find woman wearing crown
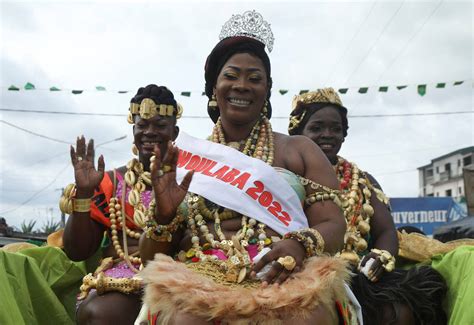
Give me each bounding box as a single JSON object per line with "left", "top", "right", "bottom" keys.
{"left": 139, "top": 11, "right": 355, "bottom": 324}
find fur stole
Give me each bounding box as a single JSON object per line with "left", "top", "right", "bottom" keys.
{"left": 141, "top": 253, "right": 350, "bottom": 324}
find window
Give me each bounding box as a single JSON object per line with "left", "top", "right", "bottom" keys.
{"left": 464, "top": 155, "right": 472, "bottom": 166}
{"left": 436, "top": 192, "right": 439, "bottom": 197}
{"left": 446, "top": 189, "right": 452, "bottom": 197}
{"left": 458, "top": 159, "right": 461, "bottom": 167}
{"left": 436, "top": 166, "right": 439, "bottom": 173}
{"left": 459, "top": 187, "right": 463, "bottom": 195}
{"left": 423, "top": 188, "right": 426, "bottom": 196}
{"left": 426, "top": 169, "right": 433, "bottom": 177}
{"left": 445, "top": 163, "right": 451, "bottom": 171}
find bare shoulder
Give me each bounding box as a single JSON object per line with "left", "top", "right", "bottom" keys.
{"left": 364, "top": 171, "right": 384, "bottom": 191}
{"left": 273, "top": 132, "right": 337, "bottom": 188}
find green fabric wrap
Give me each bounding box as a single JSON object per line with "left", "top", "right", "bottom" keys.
{"left": 431, "top": 245, "right": 474, "bottom": 325}
{"left": 0, "top": 246, "right": 100, "bottom": 325}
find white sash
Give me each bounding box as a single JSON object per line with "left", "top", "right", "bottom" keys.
{"left": 174, "top": 131, "right": 308, "bottom": 235}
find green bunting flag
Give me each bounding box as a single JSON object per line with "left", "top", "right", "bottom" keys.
{"left": 5, "top": 79, "right": 469, "bottom": 95}
{"left": 24, "top": 82, "right": 35, "bottom": 90}
{"left": 417, "top": 84, "right": 427, "bottom": 96}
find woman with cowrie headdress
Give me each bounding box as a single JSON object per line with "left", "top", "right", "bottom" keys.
{"left": 60, "top": 84, "right": 185, "bottom": 324}
{"left": 139, "top": 11, "right": 355, "bottom": 324}
{"left": 289, "top": 87, "right": 447, "bottom": 325}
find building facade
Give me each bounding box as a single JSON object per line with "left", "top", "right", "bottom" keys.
{"left": 418, "top": 146, "right": 474, "bottom": 201}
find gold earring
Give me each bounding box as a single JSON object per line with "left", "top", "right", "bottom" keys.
{"left": 208, "top": 94, "right": 217, "bottom": 109}
{"left": 262, "top": 100, "right": 269, "bottom": 114}
{"left": 132, "top": 144, "right": 139, "bottom": 156}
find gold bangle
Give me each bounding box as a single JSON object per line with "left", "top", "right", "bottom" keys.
{"left": 73, "top": 198, "right": 92, "bottom": 213}
{"left": 371, "top": 248, "right": 396, "bottom": 272}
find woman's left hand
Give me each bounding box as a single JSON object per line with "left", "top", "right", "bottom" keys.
{"left": 359, "top": 252, "right": 384, "bottom": 282}
{"left": 250, "top": 238, "right": 306, "bottom": 286}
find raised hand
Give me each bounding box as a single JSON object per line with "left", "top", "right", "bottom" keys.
{"left": 151, "top": 141, "right": 194, "bottom": 221}
{"left": 70, "top": 136, "right": 105, "bottom": 198}
{"left": 250, "top": 238, "right": 306, "bottom": 286}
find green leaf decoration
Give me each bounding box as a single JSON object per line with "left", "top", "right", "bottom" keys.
{"left": 49, "top": 87, "right": 61, "bottom": 91}
{"left": 378, "top": 86, "right": 388, "bottom": 92}
{"left": 181, "top": 91, "right": 191, "bottom": 97}
{"left": 96, "top": 86, "right": 106, "bottom": 91}
{"left": 417, "top": 84, "right": 427, "bottom": 96}
{"left": 338, "top": 88, "right": 348, "bottom": 94}
{"left": 8, "top": 85, "right": 20, "bottom": 91}
{"left": 436, "top": 83, "right": 446, "bottom": 88}
{"left": 279, "top": 89, "right": 288, "bottom": 95}
{"left": 453, "top": 81, "right": 464, "bottom": 86}
{"left": 72, "top": 90, "right": 83, "bottom": 94}
{"left": 358, "top": 87, "right": 368, "bottom": 94}
{"left": 24, "top": 82, "right": 35, "bottom": 90}
{"left": 396, "top": 85, "right": 408, "bottom": 90}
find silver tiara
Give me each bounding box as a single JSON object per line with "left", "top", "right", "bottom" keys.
{"left": 219, "top": 10, "right": 274, "bottom": 52}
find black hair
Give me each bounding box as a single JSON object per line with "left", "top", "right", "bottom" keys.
{"left": 131, "top": 84, "right": 177, "bottom": 108}
{"left": 204, "top": 36, "right": 273, "bottom": 123}
{"left": 289, "top": 102, "right": 349, "bottom": 137}
{"left": 351, "top": 266, "right": 447, "bottom": 325}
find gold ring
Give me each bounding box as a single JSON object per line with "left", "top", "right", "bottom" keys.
{"left": 77, "top": 156, "right": 83, "bottom": 161}
{"left": 276, "top": 256, "right": 296, "bottom": 271}
{"left": 161, "top": 164, "right": 172, "bottom": 173}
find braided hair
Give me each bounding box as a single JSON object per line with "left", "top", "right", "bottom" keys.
{"left": 131, "top": 84, "right": 178, "bottom": 109}
{"left": 351, "top": 266, "right": 447, "bottom": 325}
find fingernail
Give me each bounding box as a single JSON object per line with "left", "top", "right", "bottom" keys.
{"left": 250, "top": 271, "right": 256, "bottom": 278}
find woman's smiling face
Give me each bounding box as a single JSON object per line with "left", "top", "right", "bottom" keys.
{"left": 214, "top": 52, "right": 269, "bottom": 126}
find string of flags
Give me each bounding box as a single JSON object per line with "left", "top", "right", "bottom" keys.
{"left": 4, "top": 80, "right": 469, "bottom": 97}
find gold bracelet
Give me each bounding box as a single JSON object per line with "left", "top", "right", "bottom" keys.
{"left": 144, "top": 200, "right": 184, "bottom": 242}
{"left": 371, "top": 248, "right": 396, "bottom": 272}
{"left": 73, "top": 198, "right": 92, "bottom": 213}
{"left": 283, "top": 228, "right": 324, "bottom": 258}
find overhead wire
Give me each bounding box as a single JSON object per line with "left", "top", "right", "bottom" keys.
{"left": 1, "top": 108, "right": 472, "bottom": 119}
{"left": 344, "top": 0, "right": 406, "bottom": 85}
{"left": 0, "top": 162, "right": 71, "bottom": 215}
{"left": 324, "top": 1, "right": 378, "bottom": 85}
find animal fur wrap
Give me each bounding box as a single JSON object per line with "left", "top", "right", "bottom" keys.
{"left": 141, "top": 253, "right": 350, "bottom": 324}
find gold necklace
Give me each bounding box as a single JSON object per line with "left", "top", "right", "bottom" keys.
{"left": 335, "top": 156, "right": 373, "bottom": 264}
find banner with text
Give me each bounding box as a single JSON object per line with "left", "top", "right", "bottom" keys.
{"left": 174, "top": 132, "right": 308, "bottom": 235}
{"left": 391, "top": 197, "right": 467, "bottom": 236}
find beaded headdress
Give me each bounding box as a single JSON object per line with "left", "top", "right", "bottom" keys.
{"left": 127, "top": 98, "right": 183, "bottom": 124}
{"left": 219, "top": 10, "right": 274, "bottom": 52}
{"left": 288, "top": 87, "right": 347, "bottom": 134}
